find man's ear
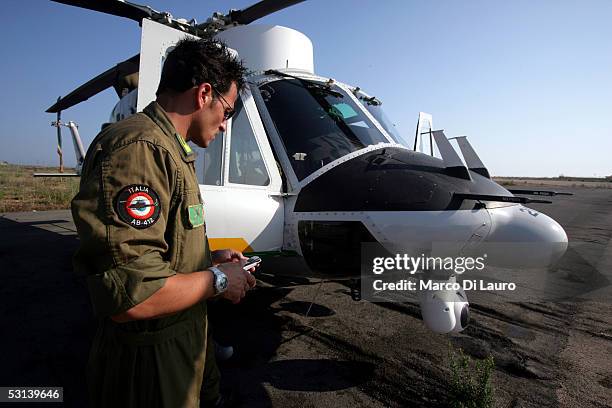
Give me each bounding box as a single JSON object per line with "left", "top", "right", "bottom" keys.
{"left": 196, "top": 83, "right": 213, "bottom": 109}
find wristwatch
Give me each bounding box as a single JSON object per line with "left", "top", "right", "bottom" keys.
{"left": 209, "top": 266, "right": 228, "bottom": 295}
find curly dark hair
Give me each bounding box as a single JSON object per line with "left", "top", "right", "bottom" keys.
{"left": 156, "top": 37, "right": 247, "bottom": 97}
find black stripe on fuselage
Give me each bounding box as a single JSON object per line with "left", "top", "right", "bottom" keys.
{"left": 294, "top": 147, "right": 512, "bottom": 212}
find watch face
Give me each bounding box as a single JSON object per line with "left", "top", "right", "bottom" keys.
{"left": 212, "top": 268, "right": 229, "bottom": 294}
{"left": 218, "top": 274, "right": 228, "bottom": 291}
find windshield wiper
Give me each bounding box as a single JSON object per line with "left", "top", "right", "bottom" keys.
{"left": 265, "top": 70, "right": 344, "bottom": 98}
{"left": 351, "top": 87, "right": 382, "bottom": 106}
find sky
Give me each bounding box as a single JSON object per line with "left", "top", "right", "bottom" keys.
{"left": 1, "top": 0, "right": 610, "bottom": 177}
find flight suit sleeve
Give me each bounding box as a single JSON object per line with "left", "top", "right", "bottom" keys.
{"left": 72, "top": 139, "right": 182, "bottom": 317}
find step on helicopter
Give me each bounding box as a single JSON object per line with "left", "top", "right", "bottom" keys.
{"left": 46, "top": 0, "right": 570, "bottom": 334}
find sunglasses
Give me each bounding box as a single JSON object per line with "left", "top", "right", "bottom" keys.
{"left": 211, "top": 85, "right": 235, "bottom": 121}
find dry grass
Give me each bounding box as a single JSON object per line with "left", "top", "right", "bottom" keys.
{"left": 494, "top": 177, "right": 612, "bottom": 189}
{"left": 0, "top": 164, "right": 80, "bottom": 213}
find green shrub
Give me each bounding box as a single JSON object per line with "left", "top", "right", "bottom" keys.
{"left": 448, "top": 346, "right": 495, "bottom": 408}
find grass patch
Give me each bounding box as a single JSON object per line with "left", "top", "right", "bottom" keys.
{"left": 0, "top": 164, "right": 80, "bottom": 212}
{"left": 448, "top": 346, "right": 495, "bottom": 408}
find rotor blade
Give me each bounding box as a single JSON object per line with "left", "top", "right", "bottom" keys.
{"left": 51, "top": 0, "right": 154, "bottom": 22}
{"left": 229, "top": 0, "right": 305, "bottom": 25}
{"left": 46, "top": 54, "right": 140, "bottom": 113}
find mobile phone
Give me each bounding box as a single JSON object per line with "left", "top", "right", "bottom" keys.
{"left": 243, "top": 256, "right": 262, "bottom": 271}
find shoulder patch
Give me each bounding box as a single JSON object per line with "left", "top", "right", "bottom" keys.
{"left": 115, "top": 185, "right": 161, "bottom": 229}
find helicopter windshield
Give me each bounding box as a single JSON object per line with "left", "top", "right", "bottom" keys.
{"left": 259, "top": 78, "right": 390, "bottom": 180}
{"left": 355, "top": 91, "right": 411, "bottom": 148}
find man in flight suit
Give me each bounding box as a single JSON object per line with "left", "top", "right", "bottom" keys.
{"left": 71, "top": 38, "right": 252, "bottom": 407}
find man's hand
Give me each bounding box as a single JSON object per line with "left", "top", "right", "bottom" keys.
{"left": 216, "top": 262, "right": 256, "bottom": 304}
{"left": 212, "top": 248, "right": 259, "bottom": 275}
{"left": 212, "top": 248, "right": 247, "bottom": 265}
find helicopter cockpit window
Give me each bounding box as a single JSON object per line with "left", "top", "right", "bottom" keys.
{"left": 229, "top": 98, "right": 270, "bottom": 186}
{"left": 355, "top": 91, "right": 411, "bottom": 148}
{"left": 194, "top": 131, "right": 224, "bottom": 186}
{"left": 259, "top": 79, "right": 389, "bottom": 180}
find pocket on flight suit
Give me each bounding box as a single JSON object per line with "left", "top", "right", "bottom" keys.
{"left": 180, "top": 189, "right": 208, "bottom": 271}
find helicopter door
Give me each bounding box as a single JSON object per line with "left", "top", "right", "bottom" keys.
{"left": 196, "top": 90, "right": 284, "bottom": 254}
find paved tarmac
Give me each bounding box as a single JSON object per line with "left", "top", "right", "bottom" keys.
{"left": 1, "top": 186, "right": 611, "bottom": 407}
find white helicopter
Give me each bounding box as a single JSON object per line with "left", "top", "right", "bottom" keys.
{"left": 46, "top": 0, "right": 570, "bottom": 334}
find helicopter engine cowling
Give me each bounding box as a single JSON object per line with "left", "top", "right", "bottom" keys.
{"left": 215, "top": 25, "right": 314, "bottom": 74}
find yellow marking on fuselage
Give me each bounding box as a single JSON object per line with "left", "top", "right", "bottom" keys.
{"left": 208, "top": 238, "right": 253, "bottom": 253}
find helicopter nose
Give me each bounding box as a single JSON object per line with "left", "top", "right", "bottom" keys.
{"left": 484, "top": 205, "right": 568, "bottom": 268}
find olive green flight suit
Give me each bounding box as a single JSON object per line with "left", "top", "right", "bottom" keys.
{"left": 72, "top": 102, "right": 220, "bottom": 408}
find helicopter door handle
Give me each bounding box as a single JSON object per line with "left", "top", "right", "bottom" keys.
{"left": 268, "top": 192, "right": 295, "bottom": 197}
